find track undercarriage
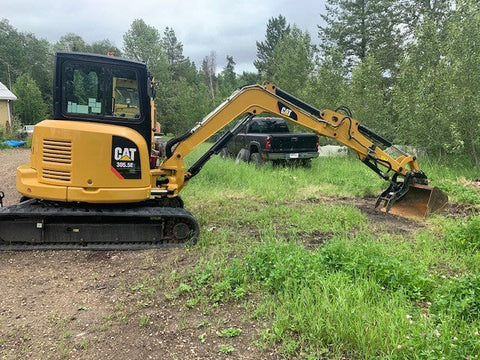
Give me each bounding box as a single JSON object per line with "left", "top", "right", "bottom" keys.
{"left": 0, "top": 198, "right": 199, "bottom": 250}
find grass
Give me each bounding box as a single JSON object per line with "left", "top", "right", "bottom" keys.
{"left": 3, "top": 141, "right": 477, "bottom": 358}
{"left": 168, "top": 144, "right": 480, "bottom": 358}
{"left": 184, "top": 154, "right": 385, "bottom": 205}
{"left": 218, "top": 343, "right": 235, "bottom": 354}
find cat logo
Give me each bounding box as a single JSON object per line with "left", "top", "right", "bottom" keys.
{"left": 111, "top": 136, "right": 141, "bottom": 179}
{"left": 280, "top": 106, "right": 292, "bottom": 117}
{"left": 277, "top": 101, "right": 298, "bottom": 120}
{"left": 114, "top": 147, "right": 137, "bottom": 162}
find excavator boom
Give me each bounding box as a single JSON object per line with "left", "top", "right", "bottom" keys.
{"left": 158, "top": 83, "right": 448, "bottom": 219}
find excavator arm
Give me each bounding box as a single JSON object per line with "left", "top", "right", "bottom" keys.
{"left": 157, "top": 83, "right": 447, "bottom": 218}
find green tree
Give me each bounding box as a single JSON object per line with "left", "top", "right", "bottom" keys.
{"left": 393, "top": 18, "right": 452, "bottom": 157}
{"left": 254, "top": 15, "right": 290, "bottom": 79}
{"left": 270, "top": 26, "right": 316, "bottom": 96}
{"left": 54, "top": 33, "right": 121, "bottom": 57}
{"left": 123, "top": 19, "right": 170, "bottom": 126}
{"left": 217, "top": 55, "right": 237, "bottom": 98}
{"left": 162, "top": 27, "right": 185, "bottom": 66}
{"left": 319, "top": 0, "right": 404, "bottom": 75}
{"left": 308, "top": 50, "right": 348, "bottom": 111}
{"left": 54, "top": 33, "right": 89, "bottom": 52}
{"left": 12, "top": 74, "right": 48, "bottom": 125}
{"left": 0, "top": 19, "right": 28, "bottom": 87}
{"left": 123, "top": 19, "right": 167, "bottom": 72}
{"left": 89, "top": 39, "right": 122, "bottom": 56}
{"left": 237, "top": 71, "right": 261, "bottom": 86}
{"left": 0, "top": 20, "right": 52, "bottom": 97}
{"left": 160, "top": 77, "right": 212, "bottom": 135}
{"left": 161, "top": 27, "right": 196, "bottom": 82}
{"left": 0, "top": 20, "right": 52, "bottom": 108}
{"left": 441, "top": 0, "right": 480, "bottom": 166}
{"left": 152, "top": 26, "right": 209, "bottom": 135}
{"left": 347, "top": 55, "right": 394, "bottom": 136}
{"left": 25, "top": 34, "right": 52, "bottom": 102}
{"left": 405, "top": 0, "right": 451, "bottom": 27}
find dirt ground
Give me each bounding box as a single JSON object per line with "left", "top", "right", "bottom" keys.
{"left": 0, "top": 149, "right": 278, "bottom": 360}
{"left": 0, "top": 149, "right": 476, "bottom": 360}
{"left": 0, "top": 148, "right": 28, "bottom": 207}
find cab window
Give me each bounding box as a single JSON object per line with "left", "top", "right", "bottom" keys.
{"left": 64, "top": 62, "right": 141, "bottom": 120}
{"left": 113, "top": 77, "right": 139, "bottom": 118}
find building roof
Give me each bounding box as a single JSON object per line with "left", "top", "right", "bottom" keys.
{"left": 0, "top": 82, "right": 17, "bottom": 101}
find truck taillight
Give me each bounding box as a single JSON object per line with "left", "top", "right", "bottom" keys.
{"left": 265, "top": 136, "right": 272, "bottom": 150}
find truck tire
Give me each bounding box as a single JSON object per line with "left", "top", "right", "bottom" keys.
{"left": 249, "top": 152, "right": 264, "bottom": 167}
{"left": 235, "top": 148, "right": 250, "bottom": 164}
{"left": 220, "top": 147, "right": 228, "bottom": 159}
{"left": 301, "top": 159, "right": 312, "bottom": 168}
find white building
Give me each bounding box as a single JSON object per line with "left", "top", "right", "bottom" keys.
{"left": 0, "top": 82, "right": 17, "bottom": 131}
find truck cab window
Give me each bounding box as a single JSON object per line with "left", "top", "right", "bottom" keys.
{"left": 248, "top": 121, "right": 261, "bottom": 133}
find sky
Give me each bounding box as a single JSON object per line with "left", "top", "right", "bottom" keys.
{"left": 2, "top": 0, "right": 326, "bottom": 73}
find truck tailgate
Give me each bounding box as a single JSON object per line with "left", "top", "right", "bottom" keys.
{"left": 270, "top": 133, "right": 317, "bottom": 152}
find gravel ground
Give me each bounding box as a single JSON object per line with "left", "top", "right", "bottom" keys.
{"left": 0, "top": 148, "right": 275, "bottom": 360}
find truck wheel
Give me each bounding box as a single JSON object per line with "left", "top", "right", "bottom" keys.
{"left": 301, "top": 159, "right": 312, "bottom": 168}
{"left": 249, "top": 152, "right": 264, "bottom": 167}
{"left": 220, "top": 147, "right": 228, "bottom": 159}
{"left": 235, "top": 148, "right": 250, "bottom": 164}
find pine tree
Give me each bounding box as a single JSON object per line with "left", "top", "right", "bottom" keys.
{"left": 319, "top": 0, "right": 404, "bottom": 75}
{"left": 270, "top": 26, "right": 316, "bottom": 95}
{"left": 218, "top": 55, "right": 237, "bottom": 97}
{"left": 254, "top": 15, "right": 290, "bottom": 79}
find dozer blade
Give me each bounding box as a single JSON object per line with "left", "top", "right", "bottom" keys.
{"left": 383, "top": 184, "right": 448, "bottom": 219}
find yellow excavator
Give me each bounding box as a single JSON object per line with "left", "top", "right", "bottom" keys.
{"left": 0, "top": 52, "right": 448, "bottom": 249}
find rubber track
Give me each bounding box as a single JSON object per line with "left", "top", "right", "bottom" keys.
{"left": 0, "top": 200, "right": 200, "bottom": 251}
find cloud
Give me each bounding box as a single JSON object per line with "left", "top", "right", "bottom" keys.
{"left": 3, "top": 0, "right": 326, "bottom": 73}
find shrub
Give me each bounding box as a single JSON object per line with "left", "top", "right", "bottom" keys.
{"left": 444, "top": 215, "right": 480, "bottom": 254}
{"left": 432, "top": 273, "right": 480, "bottom": 321}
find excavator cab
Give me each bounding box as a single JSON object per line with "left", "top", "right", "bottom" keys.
{"left": 55, "top": 52, "right": 152, "bottom": 146}
{"left": 13, "top": 52, "right": 160, "bottom": 203}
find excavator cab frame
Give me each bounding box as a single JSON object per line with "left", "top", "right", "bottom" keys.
{"left": 53, "top": 52, "right": 153, "bottom": 153}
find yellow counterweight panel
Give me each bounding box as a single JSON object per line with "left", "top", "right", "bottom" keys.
{"left": 67, "top": 186, "right": 151, "bottom": 203}
{"left": 17, "top": 164, "right": 67, "bottom": 201}
{"left": 17, "top": 120, "right": 152, "bottom": 203}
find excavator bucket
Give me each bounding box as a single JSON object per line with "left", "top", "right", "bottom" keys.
{"left": 383, "top": 184, "right": 448, "bottom": 219}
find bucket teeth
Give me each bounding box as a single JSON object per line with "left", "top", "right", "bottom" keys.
{"left": 377, "top": 184, "right": 448, "bottom": 219}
